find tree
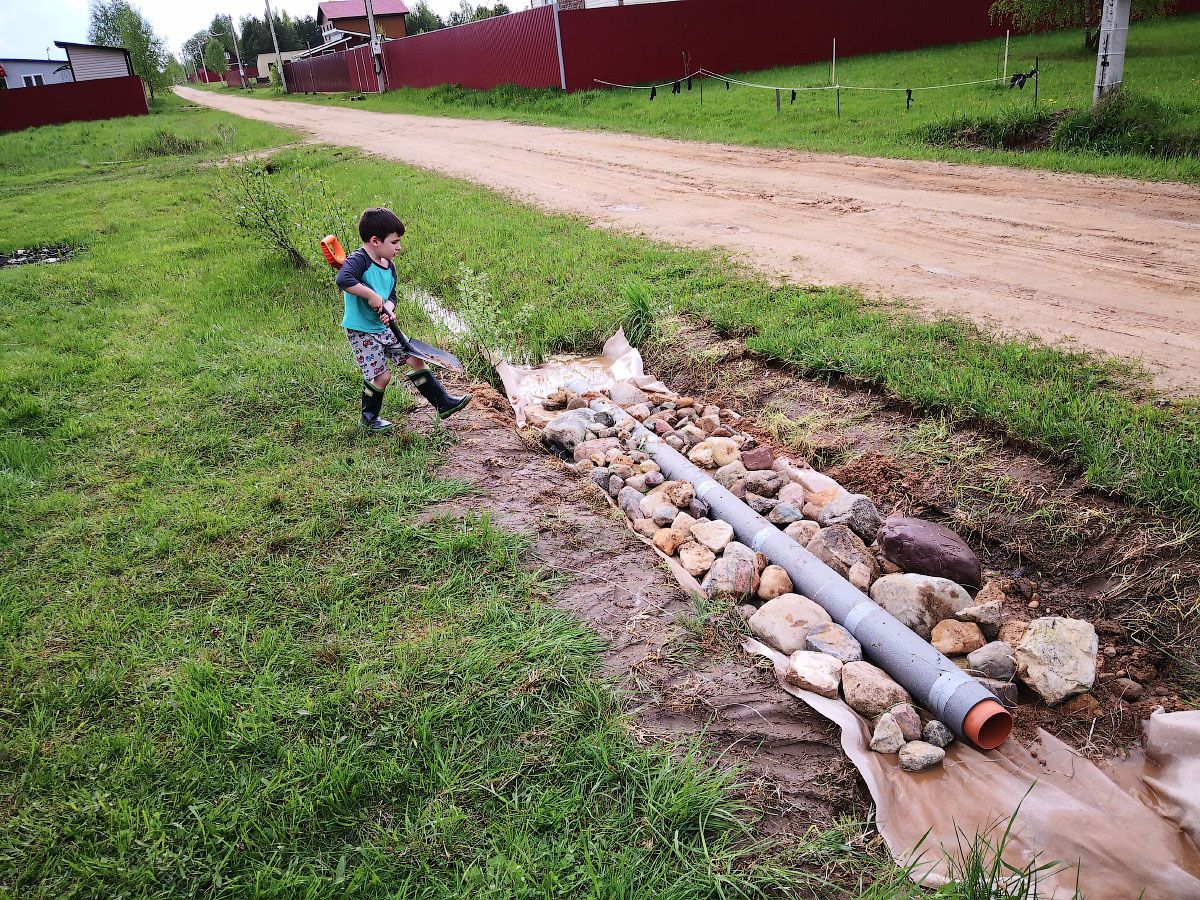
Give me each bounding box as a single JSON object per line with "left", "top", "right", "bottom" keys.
{"left": 406, "top": 0, "right": 446, "bottom": 34}
{"left": 88, "top": 0, "right": 169, "bottom": 97}
{"left": 446, "top": 1, "right": 512, "bottom": 27}
{"left": 163, "top": 54, "right": 186, "bottom": 85}
{"left": 207, "top": 14, "right": 237, "bottom": 54}
{"left": 990, "top": 0, "right": 1172, "bottom": 50}
{"left": 294, "top": 16, "right": 322, "bottom": 50}
{"left": 204, "top": 39, "right": 230, "bottom": 75}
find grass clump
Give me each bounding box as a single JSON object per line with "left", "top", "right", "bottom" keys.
{"left": 918, "top": 105, "right": 1061, "bottom": 150}
{"left": 131, "top": 128, "right": 215, "bottom": 157}
{"left": 1053, "top": 90, "right": 1200, "bottom": 157}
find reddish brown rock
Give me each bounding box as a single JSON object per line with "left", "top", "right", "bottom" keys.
{"left": 741, "top": 445, "right": 775, "bottom": 471}
{"left": 877, "top": 517, "right": 983, "bottom": 589}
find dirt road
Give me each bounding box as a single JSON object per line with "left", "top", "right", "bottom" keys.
{"left": 179, "top": 87, "right": 1200, "bottom": 393}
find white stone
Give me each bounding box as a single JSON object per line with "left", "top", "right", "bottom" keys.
{"left": 785, "top": 650, "right": 843, "bottom": 698}
{"left": 756, "top": 565, "right": 793, "bottom": 600}
{"left": 748, "top": 593, "right": 833, "bottom": 654}
{"left": 690, "top": 519, "right": 734, "bottom": 553}
{"left": 1015, "top": 617, "right": 1098, "bottom": 705}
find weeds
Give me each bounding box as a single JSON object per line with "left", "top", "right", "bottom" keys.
{"left": 1053, "top": 90, "right": 1200, "bottom": 158}
{"left": 131, "top": 129, "right": 214, "bottom": 157}
{"left": 918, "top": 106, "right": 1062, "bottom": 150}
{"left": 622, "top": 281, "right": 660, "bottom": 347}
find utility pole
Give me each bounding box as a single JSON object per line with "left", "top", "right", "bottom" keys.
{"left": 364, "top": 0, "right": 386, "bottom": 93}
{"left": 265, "top": 0, "right": 288, "bottom": 92}
{"left": 1093, "top": 0, "right": 1130, "bottom": 103}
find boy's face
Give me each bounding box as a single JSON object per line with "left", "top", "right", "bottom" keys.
{"left": 369, "top": 232, "right": 403, "bottom": 261}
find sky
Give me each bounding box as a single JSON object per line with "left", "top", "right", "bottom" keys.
{"left": 0, "top": 0, "right": 475, "bottom": 61}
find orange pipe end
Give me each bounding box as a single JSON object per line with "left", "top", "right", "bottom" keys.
{"left": 964, "top": 699, "right": 1012, "bottom": 750}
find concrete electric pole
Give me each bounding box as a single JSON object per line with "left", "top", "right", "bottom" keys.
{"left": 265, "top": 0, "right": 288, "bottom": 93}
{"left": 363, "top": 0, "right": 387, "bottom": 94}
{"left": 1093, "top": 0, "right": 1130, "bottom": 103}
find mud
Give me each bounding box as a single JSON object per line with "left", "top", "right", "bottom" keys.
{"left": 419, "top": 383, "right": 854, "bottom": 831}
{"left": 646, "top": 318, "right": 1198, "bottom": 755}
{"left": 179, "top": 85, "right": 1200, "bottom": 394}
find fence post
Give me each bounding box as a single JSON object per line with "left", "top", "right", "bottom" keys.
{"left": 1003, "top": 29, "right": 1010, "bottom": 84}
{"left": 552, "top": 2, "right": 568, "bottom": 91}
{"left": 831, "top": 37, "right": 837, "bottom": 86}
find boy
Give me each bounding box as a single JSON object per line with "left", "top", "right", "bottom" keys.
{"left": 336, "top": 208, "right": 471, "bottom": 431}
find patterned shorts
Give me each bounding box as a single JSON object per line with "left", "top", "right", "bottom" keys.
{"left": 346, "top": 328, "right": 410, "bottom": 381}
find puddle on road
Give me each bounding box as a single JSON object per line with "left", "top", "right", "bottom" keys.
{"left": 603, "top": 203, "right": 645, "bottom": 213}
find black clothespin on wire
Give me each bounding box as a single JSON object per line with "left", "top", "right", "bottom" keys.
{"left": 650, "top": 85, "right": 657, "bottom": 100}
{"left": 672, "top": 80, "right": 681, "bottom": 95}
{"left": 725, "top": 79, "right": 730, "bottom": 90}
{"left": 687, "top": 76, "right": 693, "bottom": 91}
{"left": 906, "top": 88, "right": 913, "bottom": 110}
{"left": 791, "top": 89, "right": 797, "bottom": 104}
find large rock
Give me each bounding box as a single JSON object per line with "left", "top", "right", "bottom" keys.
{"left": 805, "top": 622, "right": 863, "bottom": 663}
{"left": 778, "top": 482, "right": 807, "bottom": 507}
{"left": 785, "top": 650, "right": 843, "bottom": 698}
{"left": 746, "top": 493, "right": 778, "bottom": 516}
{"left": 869, "top": 713, "right": 906, "bottom": 753}
{"left": 967, "top": 641, "right": 1016, "bottom": 681}
{"left": 956, "top": 601, "right": 1003, "bottom": 641}
{"left": 931, "top": 619, "right": 986, "bottom": 656}
{"left": 888, "top": 703, "right": 923, "bottom": 742}
{"left": 877, "top": 517, "right": 982, "bottom": 588}
{"left": 661, "top": 480, "right": 695, "bottom": 509}
{"left": 802, "top": 487, "right": 845, "bottom": 521}
{"left": 609, "top": 381, "right": 649, "bottom": 406}
{"left": 807, "top": 525, "right": 878, "bottom": 580}
{"left": 687, "top": 442, "right": 715, "bottom": 468}
{"left": 691, "top": 519, "right": 734, "bottom": 553}
{"left": 793, "top": 469, "right": 847, "bottom": 498}
{"left": 652, "top": 527, "right": 690, "bottom": 556}
{"left": 708, "top": 437, "right": 741, "bottom": 467}
{"left": 768, "top": 502, "right": 804, "bottom": 526}
{"left": 542, "top": 409, "right": 595, "bottom": 452}
{"left": 748, "top": 594, "right": 833, "bottom": 654}
{"left": 722, "top": 542, "right": 766, "bottom": 572}
{"left": 741, "top": 446, "right": 775, "bottom": 471}
{"left": 842, "top": 661, "right": 911, "bottom": 717}
{"left": 817, "top": 493, "right": 883, "bottom": 543}
{"left": 744, "top": 470, "right": 784, "bottom": 498}
{"left": 1015, "top": 617, "right": 1098, "bottom": 705}
{"left": 783, "top": 520, "right": 820, "bottom": 546}
{"left": 869, "top": 573, "right": 974, "bottom": 641}
{"left": 922, "top": 720, "right": 954, "bottom": 748}
{"left": 618, "top": 486, "right": 645, "bottom": 521}
{"left": 714, "top": 461, "right": 747, "bottom": 488}
{"left": 899, "top": 741, "right": 945, "bottom": 772}
{"left": 678, "top": 542, "right": 716, "bottom": 577}
{"left": 702, "top": 557, "right": 759, "bottom": 601}
{"left": 998, "top": 621, "right": 1030, "bottom": 647}
{"left": 976, "top": 676, "right": 1019, "bottom": 707}
{"left": 757, "top": 565, "right": 793, "bottom": 600}
{"left": 573, "top": 437, "right": 621, "bottom": 464}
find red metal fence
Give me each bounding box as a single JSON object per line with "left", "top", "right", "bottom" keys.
{"left": 559, "top": 0, "right": 1000, "bottom": 91}
{"left": 282, "top": 0, "right": 1200, "bottom": 96}
{"left": 0, "top": 75, "right": 148, "bottom": 132}
{"left": 222, "top": 67, "right": 261, "bottom": 88}
{"left": 381, "top": 6, "right": 561, "bottom": 90}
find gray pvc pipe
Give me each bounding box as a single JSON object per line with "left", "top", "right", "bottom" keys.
{"left": 598, "top": 400, "right": 1001, "bottom": 743}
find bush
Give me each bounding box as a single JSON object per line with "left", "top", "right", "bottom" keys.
{"left": 1052, "top": 90, "right": 1200, "bottom": 158}
{"left": 918, "top": 105, "right": 1061, "bottom": 150}
{"left": 132, "top": 129, "right": 214, "bottom": 157}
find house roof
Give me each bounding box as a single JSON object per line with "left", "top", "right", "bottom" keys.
{"left": 318, "top": 1, "right": 409, "bottom": 21}
{"left": 54, "top": 40, "right": 128, "bottom": 53}
{"left": 1, "top": 57, "right": 69, "bottom": 64}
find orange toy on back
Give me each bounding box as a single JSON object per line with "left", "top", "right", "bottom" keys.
{"left": 320, "top": 235, "right": 346, "bottom": 270}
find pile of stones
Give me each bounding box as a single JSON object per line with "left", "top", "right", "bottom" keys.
{"left": 541, "top": 382, "right": 1101, "bottom": 771}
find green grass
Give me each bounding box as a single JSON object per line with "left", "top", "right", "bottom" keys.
{"left": 0, "top": 93, "right": 288, "bottom": 178}
{"left": 0, "top": 98, "right": 852, "bottom": 899}
{"left": 253, "top": 15, "right": 1200, "bottom": 181}
{"left": 0, "top": 80, "right": 1175, "bottom": 900}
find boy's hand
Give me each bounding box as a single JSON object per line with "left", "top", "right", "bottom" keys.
{"left": 367, "top": 295, "right": 394, "bottom": 325}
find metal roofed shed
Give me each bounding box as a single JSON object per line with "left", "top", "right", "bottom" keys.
{"left": 53, "top": 41, "right": 133, "bottom": 82}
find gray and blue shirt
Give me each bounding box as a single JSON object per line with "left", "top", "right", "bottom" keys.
{"left": 335, "top": 247, "right": 397, "bottom": 334}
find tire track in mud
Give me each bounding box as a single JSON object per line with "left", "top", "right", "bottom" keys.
{"left": 179, "top": 86, "right": 1200, "bottom": 394}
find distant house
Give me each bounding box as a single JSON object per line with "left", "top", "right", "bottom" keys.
{"left": 256, "top": 49, "right": 307, "bottom": 82}
{"left": 0, "top": 57, "right": 73, "bottom": 89}
{"left": 53, "top": 41, "right": 135, "bottom": 81}
{"left": 1, "top": 40, "right": 146, "bottom": 132}
{"left": 312, "top": 0, "right": 408, "bottom": 54}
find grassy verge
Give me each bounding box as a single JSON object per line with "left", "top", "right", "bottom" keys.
{"left": 245, "top": 15, "right": 1200, "bottom": 182}
{"left": 204, "top": 146, "right": 1195, "bottom": 517}
{"left": 0, "top": 100, "right": 869, "bottom": 898}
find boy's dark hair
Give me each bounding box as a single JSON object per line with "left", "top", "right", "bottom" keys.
{"left": 358, "top": 207, "right": 406, "bottom": 242}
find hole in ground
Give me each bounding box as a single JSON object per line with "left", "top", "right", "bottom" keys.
{"left": 2, "top": 245, "right": 79, "bottom": 267}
